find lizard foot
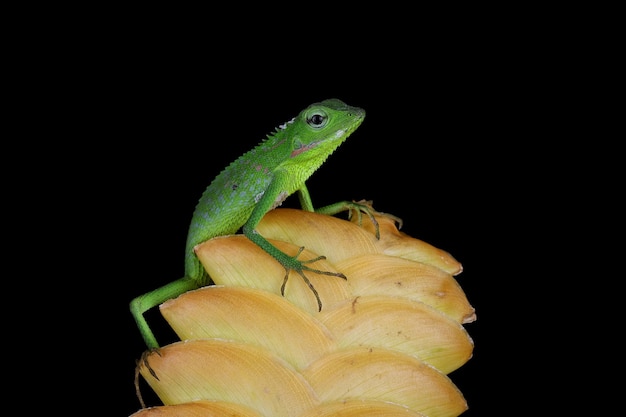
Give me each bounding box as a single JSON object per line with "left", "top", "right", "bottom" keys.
{"left": 280, "top": 246, "right": 347, "bottom": 312}
{"left": 347, "top": 199, "right": 403, "bottom": 239}
{"left": 134, "top": 347, "right": 161, "bottom": 408}
{"left": 316, "top": 199, "right": 403, "bottom": 240}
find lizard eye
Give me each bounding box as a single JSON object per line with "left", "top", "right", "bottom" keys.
{"left": 306, "top": 110, "right": 328, "bottom": 129}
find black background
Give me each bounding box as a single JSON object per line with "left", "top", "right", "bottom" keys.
{"left": 14, "top": 7, "right": 616, "bottom": 414}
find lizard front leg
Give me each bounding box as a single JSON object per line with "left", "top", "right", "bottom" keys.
{"left": 298, "top": 183, "right": 402, "bottom": 240}
{"left": 242, "top": 171, "right": 345, "bottom": 311}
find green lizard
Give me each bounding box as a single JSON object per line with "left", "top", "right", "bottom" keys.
{"left": 130, "top": 98, "right": 393, "bottom": 353}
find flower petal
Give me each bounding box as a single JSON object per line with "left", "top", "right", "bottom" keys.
{"left": 129, "top": 400, "right": 264, "bottom": 417}
{"left": 195, "top": 235, "right": 352, "bottom": 314}
{"left": 316, "top": 295, "right": 474, "bottom": 374}
{"left": 257, "top": 208, "right": 381, "bottom": 264}
{"left": 352, "top": 213, "right": 463, "bottom": 275}
{"left": 160, "top": 286, "right": 336, "bottom": 369}
{"left": 138, "top": 339, "right": 319, "bottom": 417}
{"left": 297, "top": 399, "right": 428, "bottom": 417}
{"left": 336, "top": 254, "right": 476, "bottom": 324}
{"left": 301, "top": 347, "right": 467, "bottom": 417}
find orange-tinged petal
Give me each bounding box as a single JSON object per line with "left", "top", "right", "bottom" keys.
{"left": 160, "top": 286, "right": 336, "bottom": 369}
{"left": 138, "top": 339, "right": 319, "bottom": 417}
{"left": 298, "top": 399, "right": 428, "bottom": 417}
{"left": 257, "top": 208, "right": 381, "bottom": 264}
{"left": 316, "top": 295, "right": 474, "bottom": 374}
{"left": 195, "top": 235, "right": 282, "bottom": 293}
{"left": 129, "top": 400, "right": 264, "bottom": 417}
{"left": 336, "top": 253, "right": 476, "bottom": 324}
{"left": 301, "top": 347, "right": 467, "bottom": 417}
{"left": 353, "top": 213, "right": 463, "bottom": 275}
{"left": 194, "top": 235, "right": 351, "bottom": 314}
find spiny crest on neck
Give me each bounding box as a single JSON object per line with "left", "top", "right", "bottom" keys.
{"left": 278, "top": 117, "right": 296, "bottom": 131}
{"left": 262, "top": 117, "right": 295, "bottom": 142}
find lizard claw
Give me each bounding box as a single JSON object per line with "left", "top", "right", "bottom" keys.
{"left": 280, "top": 247, "right": 346, "bottom": 312}
{"left": 134, "top": 348, "right": 161, "bottom": 408}
{"left": 348, "top": 199, "right": 403, "bottom": 239}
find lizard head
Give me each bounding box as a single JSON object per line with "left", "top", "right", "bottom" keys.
{"left": 282, "top": 98, "right": 365, "bottom": 167}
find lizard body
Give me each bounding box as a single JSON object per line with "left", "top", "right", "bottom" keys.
{"left": 130, "top": 98, "right": 370, "bottom": 350}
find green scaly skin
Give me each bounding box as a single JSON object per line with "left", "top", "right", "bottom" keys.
{"left": 130, "top": 99, "right": 390, "bottom": 359}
